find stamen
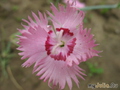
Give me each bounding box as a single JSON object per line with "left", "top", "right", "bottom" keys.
{"left": 60, "top": 41, "right": 65, "bottom": 47}
{"left": 51, "top": 43, "right": 61, "bottom": 54}
{"left": 57, "top": 30, "right": 63, "bottom": 42}
{"left": 45, "top": 28, "right": 75, "bottom": 61}
{"left": 51, "top": 30, "right": 64, "bottom": 54}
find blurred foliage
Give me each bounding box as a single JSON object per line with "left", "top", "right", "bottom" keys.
{"left": 100, "top": 8, "right": 109, "bottom": 14}
{"left": 48, "top": 0, "right": 62, "bottom": 6}
{"left": 14, "top": 17, "right": 22, "bottom": 22}
{"left": 12, "top": 5, "right": 19, "bottom": 11}
{"left": 10, "top": 32, "right": 21, "bottom": 46}
{"left": 0, "top": 42, "right": 15, "bottom": 80}
{"left": 86, "top": 62, "right": 104, "bottom": 76}
{"left": 83, "top": 17, "right": 89, "bottom": 23}
{"left": 117, "top": 3, "right": 120, "bottom": 8}
{"left": 0, "top": 27, "right": 15, "bottom": 80}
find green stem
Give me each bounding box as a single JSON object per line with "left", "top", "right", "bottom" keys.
{"left": 80, "top": 4, "right": 119, "bottom": 11}
{"left": 6, "top": 42, "right": 11, "bottom": 54}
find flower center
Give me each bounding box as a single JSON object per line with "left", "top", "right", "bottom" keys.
{"left": 60, "top": 41, "right": 65, "bottom": 47}
{"left": 45, "top": 28, "right": 76, "bottom": 61}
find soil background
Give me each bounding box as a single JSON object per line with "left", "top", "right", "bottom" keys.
{"left": 0, "top": 0, "right": 120, "bottom": 90}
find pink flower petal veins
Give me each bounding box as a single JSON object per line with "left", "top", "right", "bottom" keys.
{"left": 18, "top": 26, "right": 48, "bottom": 61}
{"left": 47, "top": 3, "right": 85, "bottom": 30}
{"left": 34, "top": 56, "right": 84, "bottom": 90}
{"left": 17, "top": 2, "right": 100, "bottom": 90}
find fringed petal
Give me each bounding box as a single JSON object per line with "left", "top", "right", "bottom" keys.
{"left": 47, "top": 3, "right": 85, "bottom": 30}
{"left": 73, "top": 27, "right": 100, "bottom": 62}
{"left": 33, "top": 56, "right": 85, "bottom": 90}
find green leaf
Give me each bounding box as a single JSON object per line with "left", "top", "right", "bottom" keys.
{"left": 86, "top": 62, "right": 104, "bottom": 76}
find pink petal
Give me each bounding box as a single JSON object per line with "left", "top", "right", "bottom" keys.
{"left": 47, "top": 3, "right": 85, "bottom": 30}
{"left": 18, "top": 25, "right": 47, "bottom": 58}
{"left": 73, "top": 27, "right": 100, "bottom": 62}
{"left": 33, "top": 56, "right": 85, "bottom": 90}
{"left": 63, "top": 0, "right": 85, "bottom": 8}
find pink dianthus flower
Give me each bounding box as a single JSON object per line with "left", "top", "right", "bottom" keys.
{"left": 17, "top": 3, "right": 100, "bottom": 90}
{"left": 63, "top": 0, "right": 85, "bottom": 8}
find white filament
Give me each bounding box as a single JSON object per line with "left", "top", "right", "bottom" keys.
{"left": 51, "top": 30, "right": 64, "bottom": 54}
